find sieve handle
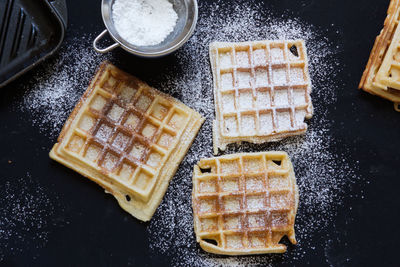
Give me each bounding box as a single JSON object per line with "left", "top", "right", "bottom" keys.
{"left": 93, "top": 30, "right": 119, "bottom": 53}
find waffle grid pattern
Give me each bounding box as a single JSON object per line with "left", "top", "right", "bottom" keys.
{"left": 192, "top": 152, "right": 297, "bottom": 255}
{"left": 211, "top": 40, "right": 312, "bottom": 153}
{"left": 63, "top": 68, "right": 191, "bottom": 202}
{"left": 375, "top": 5, "right": 400, "bottom": 90}
{"left": 359, "top": 0, "right": 400, "bottom": 111}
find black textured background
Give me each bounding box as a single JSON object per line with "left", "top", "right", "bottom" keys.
{"left": 1, "top": 0, "right": 399, "bottom": 266}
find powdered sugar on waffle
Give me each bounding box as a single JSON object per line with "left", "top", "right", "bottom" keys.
{"left": 15, "top": 0, "right": 360, "bottom": 265}
{"left": 147, "top": 1, "right": 360, "bottom": 266}
{"left": 20, "top": 36, "right": 109, "bottom": 138}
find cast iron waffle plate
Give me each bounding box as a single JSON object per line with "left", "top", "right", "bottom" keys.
{"left": 0, "top": 0, "right": 67, "bottom": 87}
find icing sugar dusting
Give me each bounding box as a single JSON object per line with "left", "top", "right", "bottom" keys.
{"left": 20, "top": 36, "right": 109, "bottom": 138}
{"left": 13, "top": 0, "right": 360, "bottom": 265}
{"left": 147, "top": 1, "right": 359, "bottom": 266}
{"left": 0, "top": 174, "right": 65, "bottom": 261}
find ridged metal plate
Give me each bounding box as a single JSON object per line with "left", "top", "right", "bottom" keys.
{"left": 0, "top": 0, "right": 67, "bottom": 87}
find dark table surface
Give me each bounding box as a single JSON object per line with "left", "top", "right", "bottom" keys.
{"left": 1, "top": 0, "right": 399, "bottom": 266}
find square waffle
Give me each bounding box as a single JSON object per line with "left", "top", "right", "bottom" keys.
{"left": 50, "top": 62, "right": 204, "bottom": 221}
{"left": 210, "top": 40, "right": 313, "bottom": 154}
{"left": 359, "top": 0, "right": 400, "bottom": 111}
{"left": 192, "top": 152, "right": 298, "bottom": 255}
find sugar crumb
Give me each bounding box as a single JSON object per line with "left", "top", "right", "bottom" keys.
{"left": 147, "top": 2, "right": 360, "bottom": 266}
{"left": 14, "top": 1, "right": 361, "bottom": 265}
{"left": 0, "top": 174, "right": 66, "bottom": 261}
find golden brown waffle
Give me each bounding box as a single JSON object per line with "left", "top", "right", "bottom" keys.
{"left": 210, "top": 40, "right": 313, "bottom": 154}
{"left": 192, "top": 152, "right": 298, "bottom": 255}
{"left": 359, "top": 0, "right": 400, "bottom": 111}
{"left": 374, "top": 17, "right": 400, "bottom": 90}
{"left": 50, "top": 62, "right": 204, "bottom": 221}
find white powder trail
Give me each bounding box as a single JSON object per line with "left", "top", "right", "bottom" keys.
{"left": 146, "top": 1, "right": 360, "bottom": 266}
{"left": 15, "top": 1, "right": 361, "bottom": 265}
{"left": 20, "top": 36, "right": 109, "bottom": 138}
{"left": 0, "top": 174, "right": 65, "bottom": 261}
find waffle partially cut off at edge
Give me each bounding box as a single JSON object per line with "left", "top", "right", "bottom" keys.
{"left": 192, "top": 152, "right": 298, "bottom": 255}
{"left": 210, "top": 40, "right": 313, "bottom": 154}
{"left": 50, "top": 62, "right": 204, "bottom": 221}
{"left": 359, "top": 0, "right": 400, "bottom": 111}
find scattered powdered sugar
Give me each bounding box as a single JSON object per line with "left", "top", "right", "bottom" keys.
{"left": 112, "top": 0, "right": 178, "bottom": 46}
{"left": 20, "top": 36, "right": 109, "bottom": 138}
{"left": 147, "top": 1, "right": 359, "bottom": 266}
{"left": 0, "top": 174, "right": 65, "bottom": 261}
{"left": 14, "top": 0, "right": 360, "bottom": 265}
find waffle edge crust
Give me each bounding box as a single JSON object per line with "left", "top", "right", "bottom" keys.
{"left": 192, "top": 152, "right": 299, "bottom": 255}
{"left": 210, "top": 40, "right": 313, "bottom": 154}
{"left": 359, "top": 0, "right": 400, "bottom": 111}
{"left": 50, "top": 62, "right": 204, "bottom": 221}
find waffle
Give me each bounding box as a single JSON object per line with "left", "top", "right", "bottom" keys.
{"left": 192, "top": 152, "right": 298, "bottom": 255}
{"left": 210, "top": 40, "right": 313, "bottom": 154}
{"left": 50, "top": 62, "right": 204, "bottom": 221}
{"left": 359, "top": 0, "right": 400, "bottom": 111}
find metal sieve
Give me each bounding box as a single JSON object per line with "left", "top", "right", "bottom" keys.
{"left": 93, "top": 0, "right": 198, "bottom": 57}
